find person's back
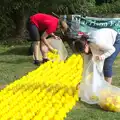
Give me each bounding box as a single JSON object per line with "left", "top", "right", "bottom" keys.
{"left": 30, "top": 13, "right": 59, "bottom": 33}
{"left": 89, "top": 28, "right": 117, "bottom": 45}
{"left": 88, "top": 28, "right": 118, "bottom": 59}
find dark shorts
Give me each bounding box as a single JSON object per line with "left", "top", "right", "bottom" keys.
{"left": 26, "top": 19, "right": 43, "bottom": 41}
{"left": 103, "top": 33, "right": 120, "bottom": 77}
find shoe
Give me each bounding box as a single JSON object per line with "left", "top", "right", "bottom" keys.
{"left": 34, "top": 60, "right": 41, "bottom": 66}
{"left": 42, "top": 58, "right": 49, "bottom": 63}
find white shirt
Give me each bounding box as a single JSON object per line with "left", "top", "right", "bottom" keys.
{"left": 88, "top": 28, "right": 117, "bottom": 59}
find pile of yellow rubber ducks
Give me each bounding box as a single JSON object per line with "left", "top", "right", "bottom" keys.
{"left": 0, "top": 52, "right": 83, "bottom": 120}
{"left": 47, "top": 49, "right": 60, "bottom": 61}
{"left": 99, "top": 89, "right": 120, "bottom": 112}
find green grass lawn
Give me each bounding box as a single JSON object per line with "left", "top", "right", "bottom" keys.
{"left": 0, "top": 45, "right": 37, "bottom": 85}
{"left": 0, "top": 44, "right": 120, "bottom": 120}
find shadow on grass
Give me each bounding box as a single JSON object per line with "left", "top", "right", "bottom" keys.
{"left": 81, "top": 101, "right": 101, "bottom": 110}
{"left": 74, "top": 99, "right": 102, "bottom": 111}
{"left": 0, "top": 46, "right": 32, "bottom": 56}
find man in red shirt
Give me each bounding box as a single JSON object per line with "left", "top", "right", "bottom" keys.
{"left": 27, "top": 13, "right": 68, "bottom": 65}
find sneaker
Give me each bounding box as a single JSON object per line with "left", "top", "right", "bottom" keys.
{"left": 34, "top": 60, "right": 41, "bottom": 66}
{"left": 42, "top": 58, "right": 49, "bottom": 63}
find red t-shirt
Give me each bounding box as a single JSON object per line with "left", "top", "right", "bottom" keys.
{"left": 30, "top": 13, "right": 59, "bottom": 35}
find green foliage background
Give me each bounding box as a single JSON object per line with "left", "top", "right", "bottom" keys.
{"left": 0, "top": 0, "right": 120, "bottom": 40}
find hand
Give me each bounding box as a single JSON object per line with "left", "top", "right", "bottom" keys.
{"left": 52, "top": 49, "right": 58, "bottom": 54}
{"left": 48, "top": 46, "right": 54, "bottom": 52}
{"left": 96, "top": 55, "right": 105, "bottom": 61}
{"left": 53, "top": 35, "right": 61, "bottom": 40}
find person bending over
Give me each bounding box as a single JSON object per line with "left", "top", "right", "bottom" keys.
{"left": 74, "top": 28, "right": 120, "bottom": 84}
{"left": 27, "top": 13, "right": 68, "bottom": 65}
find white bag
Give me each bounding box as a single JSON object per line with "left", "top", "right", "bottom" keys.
{"left": 79, "top": 56, "right": 105, "bottom": 104}
{"left": 33, "top": 38, "right": 68, "bottom": 61}
{"left": 50, "top": 38, "right": 68, "bottom": 60}
{"left": 79, "top": 55, "right": 120, "bottom": 112}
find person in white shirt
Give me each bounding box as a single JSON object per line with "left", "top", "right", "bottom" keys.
{"left": 73, "top": 28, "right": 120, "bottom": 84}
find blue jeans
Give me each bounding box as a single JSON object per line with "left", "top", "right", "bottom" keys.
{"left": 103, "top": 34, "right": 120, "bottom": 77}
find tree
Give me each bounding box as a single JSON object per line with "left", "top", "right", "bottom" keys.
{"left": 0, "top": 0, "right": 120, "bottom": 40}
{"left": 0, "top": 0, "right": 70, "bottom": 39}
{"left": 0, "top": 0, "right": 42, "bottom": 38}
{"left": 0, "top": 0, "right": 96, "bottom": 40}
{"left": 41, "top": 0, "right": 96, "bottom": 15}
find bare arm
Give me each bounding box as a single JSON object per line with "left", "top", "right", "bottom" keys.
{"left": 51, "top": 33, "right": 56, "bottom": 37}
{"left": 51, "top": 33, "right": 61, "bottom": 40}
{"left": 41, "top": 31, "right": 54, "bottom": 51}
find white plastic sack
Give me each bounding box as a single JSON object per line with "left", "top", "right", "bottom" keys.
{"left": 33, "top": 38, "right": 68, "bottom": 61}
{"left": 79, "top": 55, "right": 120, "bottom": 112}
{"left": 50, "top": 38, "right": 68, "bottom": 60}
{"left": 79, "top": 56, "right": 105, "bottom": 104}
